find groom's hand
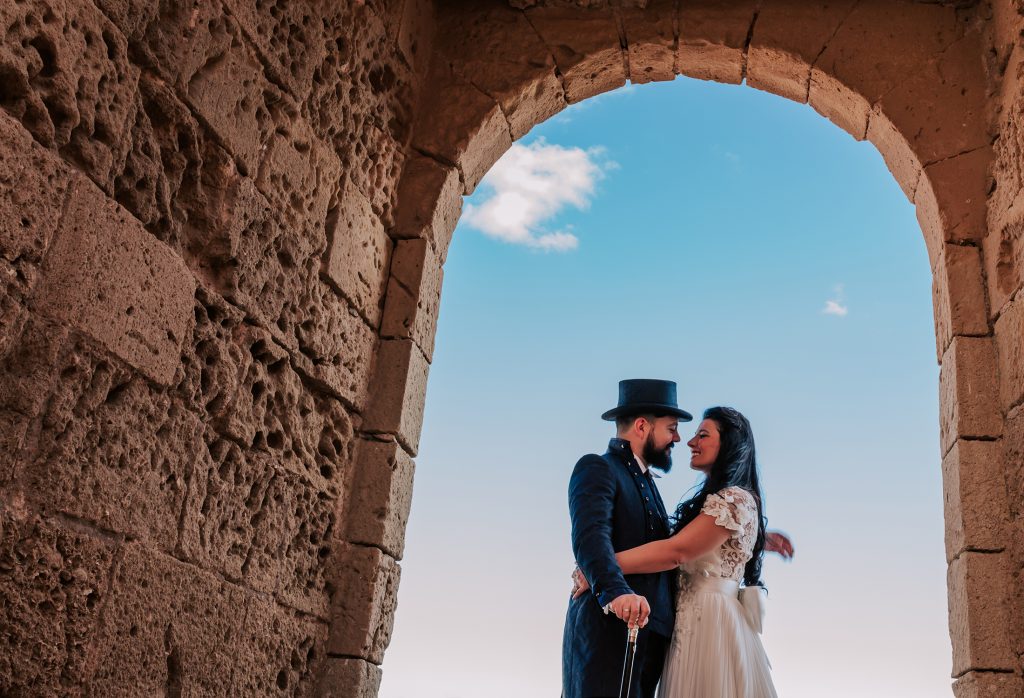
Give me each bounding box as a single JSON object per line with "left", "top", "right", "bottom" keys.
{"left": 765, "top": 530, "right": 794, "bottom": 560}
{"left": 607, "top": 593, "right": 650, "bottom": 629}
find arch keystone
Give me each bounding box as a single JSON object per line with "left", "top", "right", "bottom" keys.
{"left": 676, "top": 0, "right": 757, "bottom": 85}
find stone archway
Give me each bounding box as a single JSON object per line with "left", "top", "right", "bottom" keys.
{"left": 343, "top": 2, "right": 1020, "bottom": 696}
{"left": 0, "top": 1, "right": 1021, "bottom": 696}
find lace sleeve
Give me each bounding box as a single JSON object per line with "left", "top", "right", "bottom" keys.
{"left": 701, "top": 487, "right": 756, "bottom": 533}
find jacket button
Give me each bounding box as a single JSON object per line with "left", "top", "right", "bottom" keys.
{"left": 645, "top": 496, "right": 650, "bottom": 501}
{"left": 640, "top": 483, "right": 645, "bottom": 488}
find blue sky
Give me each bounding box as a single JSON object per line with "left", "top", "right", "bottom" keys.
{"left": 379, "top": 77, "right": 948, "bottom": 697}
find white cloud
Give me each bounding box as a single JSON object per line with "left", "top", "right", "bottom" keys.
{"left": 823, "top": 300, "right": 849, "bottom": 317}
{"left": 822, "top": 284, "right": 849, "bottom": 317}
{"left": 461, "top": 140, "right": 613, "bottom": 251}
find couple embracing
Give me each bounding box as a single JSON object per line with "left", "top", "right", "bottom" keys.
{"left": 562, "top": 379, "right": 792, "bottom": 698}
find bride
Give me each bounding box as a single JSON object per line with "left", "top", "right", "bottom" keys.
{"left": 574, "top": 406, "right": 778, "bottom": 698}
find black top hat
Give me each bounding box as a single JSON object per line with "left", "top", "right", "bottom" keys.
{"left": 601, "top": 379, "right": 693, "bottom": 422}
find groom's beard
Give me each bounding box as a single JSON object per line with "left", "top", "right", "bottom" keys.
{"left": 643, "top": 434, "right": 673, "bottom": 473}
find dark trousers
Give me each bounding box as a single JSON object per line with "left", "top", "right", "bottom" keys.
{"left": 583, "top": 629, "right": 670, "bottom": 698}
{"left": 637, "top": 630, "right": 669, "bottom": 698}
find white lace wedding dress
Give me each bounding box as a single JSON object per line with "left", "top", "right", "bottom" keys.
{"left": 657, "top": 486, "right": 778, "bottom": 698}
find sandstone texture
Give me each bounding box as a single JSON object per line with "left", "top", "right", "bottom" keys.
{"left": 1, "top": 0, "right": 1023, "bottom": 695}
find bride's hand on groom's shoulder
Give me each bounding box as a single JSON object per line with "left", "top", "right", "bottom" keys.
{"left": 570, "top": 566, "right": 591, "bottom": 599}
{"left": 765, "top": 530, "right": 794, "bottom": 560}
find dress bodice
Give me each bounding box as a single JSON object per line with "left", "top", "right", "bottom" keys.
{"left": 677, "top": 486, "right": 759, "bottom": 583}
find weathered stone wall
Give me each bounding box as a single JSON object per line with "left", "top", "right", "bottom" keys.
{"left": 1, "top": 0, "right": 1022, "bottom": 696}
{"left": 0, "top": 0, "right": 432, "bottom": 694}
{"left": 982, "top": 1, "right": 1024, "bottom": 695}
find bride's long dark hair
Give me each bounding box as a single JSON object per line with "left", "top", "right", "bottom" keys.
{"left": 671, "top": 406, "right": 767, "bottom": 587}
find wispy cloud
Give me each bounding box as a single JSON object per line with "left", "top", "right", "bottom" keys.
{"left": 462, "top": 139, "right": 614, "bottom": 252}
{"left": 822, "top": 284, "right": 849, "bottom": 317}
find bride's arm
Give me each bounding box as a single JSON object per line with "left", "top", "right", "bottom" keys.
{"left": 615, "top": 514, "right": 732, "bottom": 574}
{"left": 571, "top": 514, "right": 735, "bottom": 597}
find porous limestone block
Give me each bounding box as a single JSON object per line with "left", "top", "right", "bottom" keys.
{"left": 32, "top": 177, "right": 195, "bottom": 386}
{"left": 939, "top": 336, "right": 1002, "bottom": 455}
{"left": 326, "top": 543, "right": 401, "bottom": 665}
{"left": 0, "top": 509, "right": 116, "bottom": 695}
{"left": 380, "top": 238, "right": 443, "bottom": 361}
{"left": 941, "top": 439, "right": 1010, "bottom": 562}
{"left": 363, "top": 339, "right": 430, "bottom": 456}
{"left": 931, "top": 242, "right": 989, "bottom": 362}
{"left": 947, "top": 551, "right": 1016, "bottom": 676}
{"left": 344, "top": 437, "right": 415, "bottom": 560}
{"left": 322, "top": 180, "right": 393, "bottom": 327}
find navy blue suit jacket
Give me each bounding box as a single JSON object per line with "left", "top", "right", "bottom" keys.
{"left": 561, "top": 439, "right": 675, "bottom": 698}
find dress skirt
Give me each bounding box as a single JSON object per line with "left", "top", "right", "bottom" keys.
{"left": 657, "top": 576, "right": 777, "bottom": 698}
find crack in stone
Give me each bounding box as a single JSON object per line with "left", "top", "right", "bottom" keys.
{"left": 519, "top": 8, "right": 571, "bottom": 107}
{"left": 868, "top": 26, "right": 980, "bottom": 136}
{"left": 1004, "top": 392, "right": 1024, "bottom": 416}
{"left": 409, "top": 143, "right": 467, "bottom": 197}
{"left": 612, "top": 8, "right": 631, "bottom": 83}
{"left": 460, "top": 73, "right": 516, "bottom": 146}
{"left": 952, "top": 666, "right": 1016, "bottom": 680}
{"left": 76, "top": 541, "right": 125, "bottom": 686}
{"left": 52, "top": 510, "right": 132, "bottom": 545}
{"left": 739, "top": 4, "right": 761, "bottom": 83}
{"left": 164, "top": 623, "right": 183, "bottom": 698}
{"left": 923, "top": 143, "right": 989, "bottom": 168}
{"left": 670, "top": 0, "right": 681, "bottom": 76}
{"left": 326, "top": 651, "right": 382, "bottom": 666}
{"left": 805, "top": 0, "right": 863, "bottom": 102}
{"left": 218, "top": 2, "right": 297, "bottom": 105}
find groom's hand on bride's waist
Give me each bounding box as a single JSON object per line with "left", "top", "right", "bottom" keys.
{"left": 604, "top": 593, "right": 650, "bottom": 629}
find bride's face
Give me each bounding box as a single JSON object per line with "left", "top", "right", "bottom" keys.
{"left": 687, "top": 419, "right": 720, "bottom": 472}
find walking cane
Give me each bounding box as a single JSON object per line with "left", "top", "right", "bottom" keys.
{"left": 618, "top": 624, "right": 639, "bottom": 698}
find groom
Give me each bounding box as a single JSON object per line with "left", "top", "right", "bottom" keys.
{"left": 562, "top": 379, "right": 690, "bottom": 698}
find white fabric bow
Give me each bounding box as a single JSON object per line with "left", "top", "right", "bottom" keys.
{"left": 738, "top": 585, "right": 767, "bottom": 634}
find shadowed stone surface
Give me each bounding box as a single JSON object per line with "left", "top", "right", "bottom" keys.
{"left": 0, "top": 113, "right": 73, "bottom": 356}
{"left": 0, "top": 506, "right": 116, "bottom": 696}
